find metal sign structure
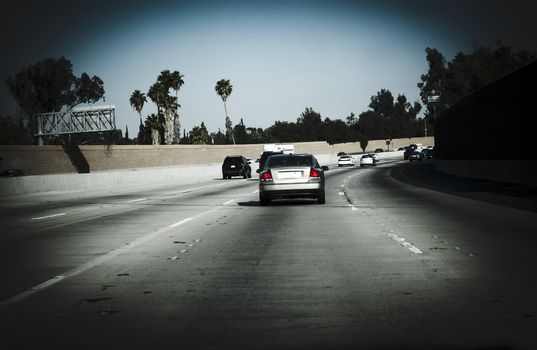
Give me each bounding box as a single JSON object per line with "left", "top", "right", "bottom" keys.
{"left": 33, "top": 105, "right": 117, "bottom": 144}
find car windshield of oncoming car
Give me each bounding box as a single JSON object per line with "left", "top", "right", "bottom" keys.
{"left": 268, "top": 155, "right": 312, "bottom": 168}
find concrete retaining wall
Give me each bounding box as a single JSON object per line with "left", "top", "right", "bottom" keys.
{"left": 0, "top": 164, "right": 223, "bottom": 197}
{"left": 0, "top": 137, "right": 433, "bottom": 176}
{"left": 0, "top": 149, "right": 405, "bottom": 197}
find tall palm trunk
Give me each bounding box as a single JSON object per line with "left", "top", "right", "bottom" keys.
{"left": 151, "top": 128, "right": 159, "bottom": 145}
{"left": 223, "top": 101, "right": 235, "bottom": 144}
{"left": 164, "top": 108, "right": 175, "bottom": 145}
{"left": 173, "top": 90, "right": 181, "bottom": 144}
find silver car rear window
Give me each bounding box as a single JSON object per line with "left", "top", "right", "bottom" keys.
{"left": 268, "top": 155, "right": 312, "bottom": 168}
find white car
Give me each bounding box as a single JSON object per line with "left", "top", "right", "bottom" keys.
{"left": 338, "top": 155, "right": 355, "bottom": 167}
{"left": 360, "top": 154, "right": 377, "bottom": 167}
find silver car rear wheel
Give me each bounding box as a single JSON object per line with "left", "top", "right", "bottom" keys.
{"left": 259, "top": 193, "right": 271, "bottom": 206}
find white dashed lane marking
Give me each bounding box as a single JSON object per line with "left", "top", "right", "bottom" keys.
{"left": 3, "top": 193, "right": 238, "bottom": 308}
{"left": 31, "top": 213, "right": 66, "bottom": 220}
{"left": 387, "top": 233, "right": 423, "bottom": 254}
{"left": 126, "top": 198, "right": 146, "bottom": 203}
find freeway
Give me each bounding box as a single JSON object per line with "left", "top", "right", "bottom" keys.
{"left": 1, "top": 160, "right": 536, "bottom": 349}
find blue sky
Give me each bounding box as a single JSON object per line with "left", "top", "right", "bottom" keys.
{"left": 1, "top": 0, "right": 536, "bottom": 136}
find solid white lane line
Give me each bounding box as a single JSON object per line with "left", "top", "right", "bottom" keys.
{"left": 154, "top": 182, "right": 230, "bottom": 200}
{"left": 168, "top": 217, "right": 194, "bottom": 228}
{"left": 126, "top": 198, "right": 146, "bottom": 203}
{"left": 1, "top": 276, "right": 65, "bottom": 305}
{"left": 223, "top": 199, "right": 235, "bottom": 205}
{"left": 251, "top": 190, "right": 259, "bottom": 194}
{"left": 31, "top": 213, "right": 66, "bottom": 220}
{"left": 177, "top": 182, "right": 229, "bottom": 194}
{"left": 1, "top": 203, "right": 226, "bottom": 308}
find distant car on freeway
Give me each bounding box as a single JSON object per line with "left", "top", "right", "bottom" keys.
{"left": 404, "top": 144, "right": 418, "bottom": 160}
{"left": 222, "top": 155, "right": 252, "bottom": 179}
{"left": 374, "top": 148, "right": 384, "bottom": 153}
{"left": 360, "top": 154, "right": 377, "bottom": 167}
{"left": 408, "top": 150, "right": 421, "bottom": 161}
{"left": 258, "top": 153, "right": 328, "bottom": 205}
{"left": 420, "top": 148, "right": 434, "bottom": 160}
{"left": 337, "top": 151, "right": 347, "bottom": 157}
{"left": 338, "top": 154, "right": 355, "bottom": 167}
{"left": 256, "top": 151, "right": 283, "bottom": 173}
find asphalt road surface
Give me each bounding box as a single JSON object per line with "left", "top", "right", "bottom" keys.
{"left": 1, "top": 160, "right": 536, "bottom": 349}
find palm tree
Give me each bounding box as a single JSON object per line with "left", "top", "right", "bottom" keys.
{"left": 161, "top": 94, "right": 179, "bottom": 145}
{"left": 150, "top": 72, "right": 185, "bottom": 145}
{"left": 158, "top": 70, "right": 173, "bottom": 90}
{"left": 170, "top": 71, "right": 185, "bottom": 99}
{"left": 130, "top": 90, "right": 147, "bottom": 144}
{"left": 144, "top": 114, "right": 161, "bottom": 145}
{"left": 129, "top": 90, "right": 146, "bottom": 126}
{"left": 148, "top": 81, "right": 166, "bottom": 114}
{"left": 215, "top": 79, "right": 234, "bottom": 144}
{"left": 170, "top": 71, "right": 184, "bottom": 143}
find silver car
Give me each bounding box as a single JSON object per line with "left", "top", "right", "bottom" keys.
{"left": 259, "top": 153, "right": 328, "bottom": 205}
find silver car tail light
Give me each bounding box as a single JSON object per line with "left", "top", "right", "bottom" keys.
{"left": 260, "top": 170, "right": 273, "bottom": 182}
{"left": 309, "top": 168, "right": 321, "bottom": 182}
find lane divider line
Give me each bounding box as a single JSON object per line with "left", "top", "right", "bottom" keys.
{"left": 168, "top": 217, "right": 194, "bottom": 228}
{"left": 1, "top": 276, "right": 65, "bottom": 305}
{"left": 153, "top": 182, "right": 230, "bottom": 200}
{"left": 1, "top": 202, "right": 227, "bottom": 309}
{"left": 126, "top": 198, "right": 147, "bottom": 203}
{"left": 31, "top": 213, "right": 66, "bottom": 220}
{"left": 387, "top": 233, "right": 423, "bottom": 254}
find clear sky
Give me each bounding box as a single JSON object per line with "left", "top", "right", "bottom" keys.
{"left": 1, "top": 0, "right": 536, "bottom": 136}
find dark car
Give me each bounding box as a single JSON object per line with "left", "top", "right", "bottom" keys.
{"left": 404, "top": 144, "right": 418, "bottom": 160}
{"left": 259, "top": 153, "right": 328, "bottom": 205}
{"left": 256, "top": 151, "right": 283, "bottom": 173}
{"left": 419, "top": 148, "right": 434, "bottom": 160}
{"left": 337, "top": 151, "right": 347, "bottom": 157}
{"left": 374, "top": 148, "right": 384, "bottom": 153}
{"left": 222, "top": 155, "right": 252, "bottom": 179}
{"left": 408, "top": 150, "right": 421, "bottom": 161}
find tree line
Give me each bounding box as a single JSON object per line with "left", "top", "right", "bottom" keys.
{"left": 2, "top": 42, "right": 535, "bottom": 145}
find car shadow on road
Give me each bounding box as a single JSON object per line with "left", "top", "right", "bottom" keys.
{"left": 237, "top": 199, "right": 318, "bottom": 207}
